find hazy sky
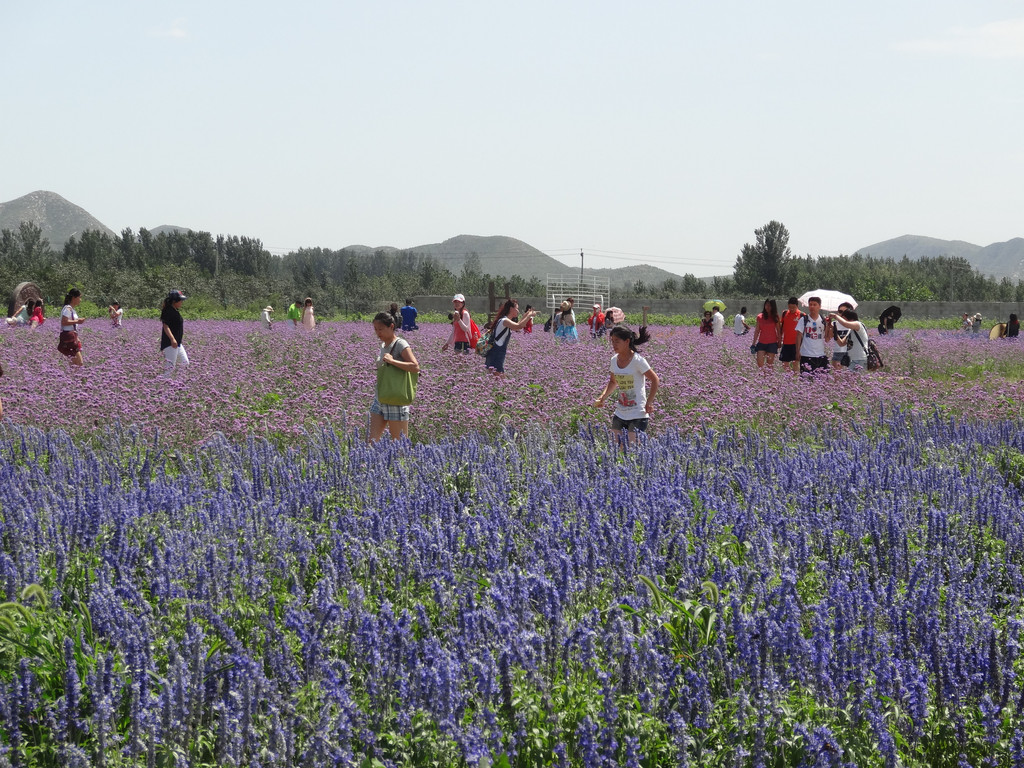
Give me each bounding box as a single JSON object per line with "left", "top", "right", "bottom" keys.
{"left": 3, "top": 1, "right": 1022, "bottom": 276}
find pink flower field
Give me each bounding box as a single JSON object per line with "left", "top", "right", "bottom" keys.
{"left": 1, "top": 320, "right": 1022, "bottom": 446}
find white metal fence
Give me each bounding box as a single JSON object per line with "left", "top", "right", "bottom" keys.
{"left": 545, "top": 274, "right": 611, "bottom": 310}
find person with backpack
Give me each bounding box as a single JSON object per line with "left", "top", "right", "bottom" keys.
{"left": 778, "top": 297, "right": 805, "bottom": 373}
{"left": 830, "top": 308, "right": 869, "bottom": 372}
{"left": 829, "top": 301, "right": 854, "bottom": 370}
{"left": 587, "top": 304, "right": 606, "bottom": 338}
{"left": 794, "top": 296, "right": 832, "bottom": 375}
{"left": 442, "top": 294, "right": 475, "bottom": 353}
{"left": 484, "top": 299, "right": 537, "bottom": 375}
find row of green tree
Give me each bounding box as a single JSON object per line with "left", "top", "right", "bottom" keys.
{"left": 0, "top": 223, "right": 545, "bottom": 314}
{"left": 725, "top": 220, "right": 1024, "bottom": 302}
{"left": 2, "top": 220, "right": 1021, "bottom": 313}
{"left": 624, "top": 221, "right": 1024, "bottom": 302}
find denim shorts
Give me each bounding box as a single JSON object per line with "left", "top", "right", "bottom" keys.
{"left": 755, "top": 342, "right": 778, "bottom": 354}
{"left": 612, "top": 415, "right": 649, "bottom": 432}
{"left": 484, "top": 342, "right": 509, "bottom": 372}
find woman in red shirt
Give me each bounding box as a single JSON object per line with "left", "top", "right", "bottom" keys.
{"left": 441, "top": 293, "right": 474, "bottom": 353}
{"left": 751, "top": 299, "right": 781, "bottom": 369}
{"left": 30, "top": 300, "right": 45, "bottom": 328}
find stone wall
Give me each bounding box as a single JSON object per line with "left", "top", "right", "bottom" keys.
{"left": 397, "top": 296, "right": 1024, "bottom": 322}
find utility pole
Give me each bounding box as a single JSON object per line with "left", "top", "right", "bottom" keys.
{"left": 580, "top": 249, "right": 584, "bottom": 284}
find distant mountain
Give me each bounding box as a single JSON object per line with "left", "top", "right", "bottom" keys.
{"left": 0, "top": 190, "right": 115, "bottom": 246}
{"left": 149, "top": 225, "right": 192, "bottom": 237}
{"left": 353, "top": 234, "right": 685, "bottom": 290}
{"left": 0, "top": 191, "right": 683, "bottom": 288}
{"left": 854, "top": 235, "right": 1024, "bottom": 280}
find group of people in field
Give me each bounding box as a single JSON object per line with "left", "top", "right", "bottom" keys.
{"left": 260, "top": 298, "right": 316, "bottom": 331}
{"left": 701, "top": 298, "right": 874, "bottom": 372}
{"left": 2, "top": 289, "right": 184, "bottom": 378}
{"left": 746, "top": 297, "right": 872, "bottom": 372}
{"left": 1, "top": 289, "right": 659, "bottom": 445}
{"left": 369, "top": 293, "right": 657, "bottom": 445}
{"left": 960, "top": 311, "right": 1019, "bottom": 338}
{"left": 4, "top": 299, "right": 47, "bottom": 328}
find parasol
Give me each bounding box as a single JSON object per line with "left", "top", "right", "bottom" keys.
{"left": 703, "top": 300, "right": 727, "bottom": 312}
{"left": 989, "top": 323, "right": 1008, "bottom": 340}
{"left": 797, "top": 290, "right": 857, "bottom": 312}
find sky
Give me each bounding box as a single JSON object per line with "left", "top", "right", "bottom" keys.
{"left": 2, "top": 1, "right": 1023, "bottom": 277}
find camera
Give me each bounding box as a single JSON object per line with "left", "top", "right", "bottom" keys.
{"left": 525, "top": 305, "right": 533, "bottom": 312}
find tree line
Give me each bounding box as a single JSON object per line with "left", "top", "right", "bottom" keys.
{"left": 0, "top": 223, "right": 545, "bottom": 314}
{"left": 625, "top": 220, "right": 1024, "bottom": 302}
{"left": 2, "top": 220, "right": 1020, "bottom": 313}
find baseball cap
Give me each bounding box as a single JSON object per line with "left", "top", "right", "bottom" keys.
{"left": 452, "top": 293, "right": 466, "bottom": 302}
{"left": 167, "top": 290, "right": 187, "bottom": 302}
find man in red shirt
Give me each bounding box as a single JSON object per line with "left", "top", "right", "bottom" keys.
{"left": 778, "top": 297, "right": 805, "bottom": 373}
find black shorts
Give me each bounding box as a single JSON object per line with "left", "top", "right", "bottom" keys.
{"left": 800, "top": 356, "right": 829, "bottom": 373}
{"left": 612, "top": 415, "right": 649, "bottom": 432}
{"left": 755, "top": 342, "right": 778, "bottom": 355}
{"left": 779, "top": 343, "right": 797, "bottom": 362}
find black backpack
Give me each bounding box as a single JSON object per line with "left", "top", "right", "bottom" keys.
{"left": 850, "top": 328, "right": 884, "bottom": 371}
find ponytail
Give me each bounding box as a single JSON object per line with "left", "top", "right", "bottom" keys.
{"left": 609, "top": 325, "right": 651, "bottom": 352}
{"left": 63, "top": 288, "right": 81, "bottom": 306}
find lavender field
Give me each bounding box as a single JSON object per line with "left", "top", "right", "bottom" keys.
{"left": 2, "top": 321, "right": 1024, "bottom": 766}
{"left": 0, "top": 320, "right": 1022, "bottom": 445}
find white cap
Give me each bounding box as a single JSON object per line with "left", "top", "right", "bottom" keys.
{"left": 452, "top": 293, "right": 466, "bottom": 302}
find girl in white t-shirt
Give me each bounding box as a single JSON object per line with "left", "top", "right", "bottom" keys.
{"left": 831, "top": 309, "right": 870, "bottom": 371}
{"left": 592, "top": 326, "right": 659, "bottom": 445}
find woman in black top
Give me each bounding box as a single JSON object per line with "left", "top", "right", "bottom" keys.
{"left": 1008, "top": 314, "right": 1020, "bottom": 338}
{"left": 159, "top": 290, "right": 189, "bottom": 379}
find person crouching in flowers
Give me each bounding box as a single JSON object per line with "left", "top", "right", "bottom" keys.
{"left": 592, "top": 326, "right": 659, "bottom": 445}
{"left": 369, "top": 312, "right": 420, "bottom": 441}
{"left": 30, "top": 300, "right": 46, "bottom": 328}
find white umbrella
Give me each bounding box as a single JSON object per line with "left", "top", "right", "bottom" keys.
{"left": 797, "top": 290, "right": 857, "bottom": 312}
